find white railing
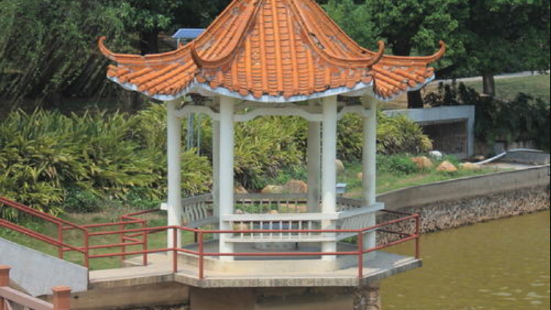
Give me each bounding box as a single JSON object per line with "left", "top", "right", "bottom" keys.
{"left": 178, "top": 194, "right": 384, "bottom": 241}
{"left": 222, "top": 213, "right": 336, "bottom": 242}
{"left": 234, "top": 193, "right": 309, "bottom": 214}
{"left": 181, "top": 194, "right": 217, "bottom": 228}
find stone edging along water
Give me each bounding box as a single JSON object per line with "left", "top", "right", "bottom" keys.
{"left": 377, "top": 165, "right": 551, "bottom": 235}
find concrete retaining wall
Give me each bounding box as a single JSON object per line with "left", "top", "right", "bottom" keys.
{"left": 377, "top": 166, "right": 550, "bottom": 239}
{"left": 0, "top": 238, "right": 88, "bottom": 297}
{"left": 385, "top": 106, "right": 476, "bottom": 157}
{"left": 379, "top": 166, "right": 550, "bottom": 211}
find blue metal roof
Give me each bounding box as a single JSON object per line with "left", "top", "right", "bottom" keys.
{"left": 172, "top": 28, "right": 205, "bottom": 40}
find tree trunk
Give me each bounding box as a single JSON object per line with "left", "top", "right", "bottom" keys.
{"left": 482, "top": 73, "right": 496, "bottom": 97}
{"left": 392, "top": 42, "right": 425, "bottom": 109}
{"left": 407, "top": 90, "right": 424, "bottom": 109}
{"left": 140, "top": 31, "right": 160, "bottom": 55}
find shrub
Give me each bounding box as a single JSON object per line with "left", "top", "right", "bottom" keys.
{"left": 234, "top": 116, "right": 305, "bottom": 190}
{"left": 0, "top": 103, "right": 436, "bottom": 215}
{"left": 425, "top": 82, "right": 551, "bottom": 152}
{"left": 0, "top": 108, "right": 212, "bottom": 216}
{"left": 377, "top": 155, "right": 421, "bottom": 176}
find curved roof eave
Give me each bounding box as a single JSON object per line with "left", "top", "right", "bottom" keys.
{"left": 108, "top": 75, "right": 435, "bottom": 103}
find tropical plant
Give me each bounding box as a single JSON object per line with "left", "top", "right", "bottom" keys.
{"left": 0, "top": 108, "right": 212, "bottom": 216}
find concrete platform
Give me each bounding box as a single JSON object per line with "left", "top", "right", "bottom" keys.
{"left": 90, "top": 250, "right": 421, "bottom": 289}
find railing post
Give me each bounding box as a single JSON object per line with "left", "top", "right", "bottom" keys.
{"left": 52, "top": 286, "right": 71, "bottom": 310}
{"left": 120, "top": 222, "right": 126, "bottom": 265}
{"left": 58, "top": 224, "right": 64, "bottom": 260}
{"left": 0, "top": 266, "right": 9, "bottom": 287}
{"left": 0, "top": 265, "right": 9, "bottom": 310}
{"left": 358, "top": 232, "right": 364, "bottom": 279}
{"left": 199, "top": 231, "right": 205, "bottom": 280}
{"left": 84, "top": 230, "right": 90, "bottom": 269}
{"left": 173, "top": 228, "right": 178, "bottom": 273}
{"left": 415, "top": 216, "right": 421, "bottom": 259}
{"left": 143, "top": 222, "right": 149, "bottom": 266}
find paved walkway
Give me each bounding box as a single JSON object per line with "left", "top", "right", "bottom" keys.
{"left": 438, "top": 70, "right": 550, "bottom": 84}
{"left": 89, "top": 251, "right": 421, "bottom": 289}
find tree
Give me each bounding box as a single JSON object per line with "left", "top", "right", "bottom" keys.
{"left": 0, "top": 0, "right": 129, "bottom": 108}
{"left": 325, "top": 0, "right": 468, "bottom": 108}
{"left": 458, "top": 0, "right": 550, "bottom": 96}
{"left": 118, "top": 0, "right": 185, "bottom": 55}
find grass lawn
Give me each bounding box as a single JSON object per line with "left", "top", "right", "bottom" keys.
{"left": 0, "top": 160, "right": 504, "bottom": 271}
{"left": 339, "top": 162, "right": 503, "bottom": 199}
{"left": 463, "top": 75, "right": 551, "bottom": 102}
{"left": 381, "top": 74, "right": 550, "bottom": 110}
{"left": 0, "top": 209, "right": 190, "bottom": 271}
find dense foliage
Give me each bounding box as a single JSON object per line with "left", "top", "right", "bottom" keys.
{"left": 325, "top": 0, "right": 550, "bottom": 101}
{"left": 0, "top": 0, "right": 130, "bottom": 107}
{"left": 0, "top": 105, "right": 432, "bottom": 215}
{"left": 426, "top": 82, "right": 551, "bottom": 151}
{"left": 0, "top": 107, "right": 211, "bottom": 216}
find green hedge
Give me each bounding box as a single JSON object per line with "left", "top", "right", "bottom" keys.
{"left": 0, "top": 104, "right": 432, "bottom": 215}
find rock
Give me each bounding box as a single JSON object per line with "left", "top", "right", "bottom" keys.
{"left": 235, "top": 185, "right": 248, "bottom": 194}
{"left": 235, "top": 209, "right": 244, "bottom": 215}
{"left": 284, "top": 179, "right": 308, "bottom": 193}
{"left": 429, "top": 151, "right": 444, "bottom": 161}
{"left": 234, "top": 222, "right": 249, "bottom": 231}
{"left": 261, "top": 185, "right": 286, "bottom": 194}
{"left": 460, "top": 162, "right": 482, "bottom": 171}
{"left": 473, "top": 155, "right": 486, "bottom": 162}
{"left": 437, "top": 161, "right": 458, "bottom": 173}
{"left": 336, "top": 159, "right": 346, "bottom": 173}
{"left": 269, "top": 210, "right": 279, "bottom": 215}
{"left": 411, "top": 156, "right": 434, "bottom": 169}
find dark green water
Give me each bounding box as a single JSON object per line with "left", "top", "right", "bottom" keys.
{"left": 383, "top": 211, "right": 551, "bottom": 310}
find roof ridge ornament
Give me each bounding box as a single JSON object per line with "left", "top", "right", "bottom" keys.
{"left": 370, "top": 41, "right": 386, "bottom": 67}
{"left": 188, "top": 0, "right": 264, "bottom": 69}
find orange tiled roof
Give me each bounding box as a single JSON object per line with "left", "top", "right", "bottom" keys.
{"left": 99, "top": 0, "right": 446, "bottom": 102}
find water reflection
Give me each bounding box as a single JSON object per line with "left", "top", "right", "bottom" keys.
{"left": 383, "top": 211, "right": 550, "bottom": 310}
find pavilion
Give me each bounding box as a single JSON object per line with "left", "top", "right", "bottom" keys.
{"left": 99, "top": 0, "right": 445, "bottom": 266}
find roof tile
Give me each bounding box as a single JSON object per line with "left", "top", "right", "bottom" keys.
{"left": 100, "top": 0, "right": 445, "bottom": 102}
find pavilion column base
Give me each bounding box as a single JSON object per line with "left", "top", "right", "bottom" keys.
{"left": 190, "top": 286, "right": 383, "bottom": 310}
{"left": 352, "top": 283, "right": 382, "bottom": 310}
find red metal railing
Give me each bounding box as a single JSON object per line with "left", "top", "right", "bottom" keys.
{"left": 0, "top": 266, "right": 71, "bottom": 310}
{"left": 0, "top": 197, "right": 420, "bottom": 280}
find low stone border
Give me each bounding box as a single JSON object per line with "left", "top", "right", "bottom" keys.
{"left": 377, "top": 166, "right": 550, "bottom": 242}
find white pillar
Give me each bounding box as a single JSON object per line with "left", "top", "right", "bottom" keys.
{"left": 363, "top": 97, "right": 378, "bottom": 251}
{"left": 167, "top": 100, "right": 183, "bottom": 248}
{"left": 322, "top": 96, "right": 338, "bottom": 261}
{"left": 219, "top": 96, "right": 235, "bottom": 261}
{"left": 307, "top": 121, "right": 321, "bottom": 213}
{"left": 213, "top": 120, "right": 221, "bottom": 219}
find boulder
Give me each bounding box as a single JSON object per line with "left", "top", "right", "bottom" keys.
{"left": 284, "top": 179, "right": 308, "bottom": 193}
{"left": 473, "top": 155, "right": 486, "bottom": 162}
{"left": 261, "top": 185, "right": 286, "bottom": 194}
{"left": 235, "top": 185, "right": 249, "bottom": 194}
{"left": 460, "top": 162, "right": 482, "bottom": 171}
{"left": 234, "top": 222, "right": 250, "bottom": 231}
{"left": 437, "top": 161, "right": 458, "bottom": 173}
{"left": 336, "top": 159, "right": 346, "bottom": 173}
{"left": 429, "top": 151, "right": 444, "bottom": 161}
{"left": 411, "top": 156, "right": 434, "bottom": 169}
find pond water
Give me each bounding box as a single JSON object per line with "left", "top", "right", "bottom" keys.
{"left": 383, "top": 211, "right": 551, "bottom": 310}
